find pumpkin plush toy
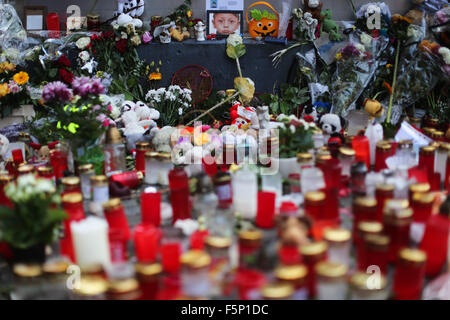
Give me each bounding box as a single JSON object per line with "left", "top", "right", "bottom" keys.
{"left": 246, "top": 1, "right": 280, "bottom": 39}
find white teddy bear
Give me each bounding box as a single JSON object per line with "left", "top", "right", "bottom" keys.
{"left": 0, "top": 134, "right": 10, "bottom": 161}
{"left": 152, "top": 126, "right": 177, "bottom": 153}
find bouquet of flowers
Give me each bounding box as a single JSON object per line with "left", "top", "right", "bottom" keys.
{"left": 0, "top": 61, "right": 31, "bottom": 118}
{"left": 145, "top": 85, "right": 193, "bottom": 127}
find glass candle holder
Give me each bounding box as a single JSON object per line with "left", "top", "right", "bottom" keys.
{"left": 41, "top": 260, "right": 70, "bottom": 300}
{"left": 135, "top": 142, "right": 151, "bottom": 174}
{"left": 49, "top": 148, "right": 68, "bottom": 180}
{"left": 260, "top": 282, "right": 294, "bottom": 300}
{"left": 103, "top": 198, "right": 131, "bottom": 242}
{"left": 430, "top": 130, "right": 444, "bottom": 142}
{"left": 411, "top": 192, "right": 434, "bottom": 223}
{"left": 349, "top": 272, "right": 388, "bottom": 300}
{"left": 78, "top": 164, "right": 95, "bottom": 200}
{"left": 11, "top": 264, "right": 43, "bottom": 300}
{"left": 419, "top": 205, "right": 450, "bottom": 277}
{"left": 355, "top": 221, "right": 383, "bottom": 267}
{"left": 375, "top": 142, "right": 392, "bottom": 172}
{"left": 297, "top": 152, "right": 314, "bottom": 174}
{"left": 408, "top": 183, "right": 430, "bottom": 204}
{"left": 436, "top": 143, "right": 450, "bottom": 183}
{"left": 383, "top": 205, "right": 413, "bottom": 263}
{"left": 235, "top": 269, "right": 266, "bottom": 300}
{"left": 0, "top": 173, "right": 14, "bottom": 208}
{"left": 133, "top": 223, "right": 160, "bottom": 263}
{"left": 304, "top": 191, "right": 326, "bottom": 221}
{"left": 238, "top": 230, "right": 262, "bottom": 269}
{"left": 37, "top": 166, "right": 55, "bottom": 183}
{"left": 393, "top": 248, "right": 427, "bottom": 300}
{"left": 157, "top": 153, "right": 173, "bottom": 186}
{"left": 315, "top": 261, "right": 348, "bottom": 300}
{"left": 351, "top": 162, "right": 368, "bottom": 197}
{"left": 359, "top": 234, "right": 390, "bottom": 275}
{"left": 232, "top": 167, "right": 257, "bottom": 220}
{"left": 135, "top": 263, "right": 162, "bottom": 300}
{"left": 222, "top": 143, "right": 236, "bottom": 166}
{"left": 274, "top": 264, "right": 308, "bottom": 300}
{"left": 70, "top": 276, "right": 108, "bottom": 300}
{"left": 352, "top": 135, "right": 371, "bottom": 170}
{"left": 103, "top": 127, "right": 127, "bottom": 177}
{"left": 169, "top": 166, "right": 191, "bottom": 224}
{"left": 60, "top": 193, "right": 86, "bottom": 262}
{"left": 141, "top": 189, "right": 161, "bottom": 227}
{"left": 144, "top": 152, "right": 160, "bottom": 185}
{"left": 375, "top": 184, "right": 394, "bottom": 223}
{"left": 339, "top": 147, "right": 355, "bottom": 179}
{"left": 256, "top": 191, "right": 276, "bottom": 229}
{"left": 288, "top": 173, "right": 301, "bottom": 194}
{"left": 300, "top": 241, "right": 327, "bottom": 299}
{"left": 323, "top": 228, "right": 351, "bottom": 268}
{"left": 205, "top": 236, "right": 232, "bottom": 298}
{"left": 261, "top": 168, "right": 282, "bottom": 202}
{"left": 107, "top": 277, "right": 141, "bottom": 300}
{"left": 61, "top": 176, "right": 81, "bottom": 196}
{"left": 419, "top": 146, "right": 436, "bottom": 178}
{"left": 17, "top": 164, "right": 35, "bottom": 177}
{"left": 181, "top": 250, "right": 212, "bottom": 299}
{"left": 352, "top": 197, "right": 377, "bottom": 240}
{"left": 214, "top": 171, "right": 233, "bottom": 208}
{"left": 90, "top": 175, "right": 109, "bottom": 205}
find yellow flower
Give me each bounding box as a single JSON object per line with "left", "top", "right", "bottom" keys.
{"left": 0, "top": 83, "right": 10, "bottom": 97}
{"left": 149, "top": 72, "right": 162, "bottom": 81}
{"left": 0, "top": 62, "right": 16, "bottom": 73}
{"left": 193, "top": 132, "right": 210, "bottom": 146}
{"left": 335, "top": 52, "right": 343, "bottom": 61}
{"left": 187, "top": 10, "right": 192, "bottom": 18}
{"left": 13, "top": 72, "right": 29, "bottom": 85}
{"left": 386, "top": 64, "right": 393, "bottom": 68}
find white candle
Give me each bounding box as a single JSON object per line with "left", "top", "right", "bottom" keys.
{"left": 71, "top": 216, "right": 111, "bottom": 269}
{"left": 232, "top": 168, "right": 257, "bottom": 220}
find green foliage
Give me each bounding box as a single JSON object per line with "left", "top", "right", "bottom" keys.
{"left": 226, "top": 44, "right": 246, "bottom": 60}
{"left": 166, "top": 0, "right": 193, "bottom": 28}
{"left": 278, "top": 124, "right": 315, "bottom": 158}
{"left": 259, "top": 83, "right": 309, "bottom": 116}
{"left": 251, "top": 9, "right": 277, "bottom": 21}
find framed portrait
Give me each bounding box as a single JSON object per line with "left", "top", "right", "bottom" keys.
{"left": 206, "top": 10, "right": 243, "bottom": 38}
{"left": 24, "top": 6, "right": 47, "bottom": 31}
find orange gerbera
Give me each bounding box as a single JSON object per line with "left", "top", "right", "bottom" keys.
{"left": 392, "top": 14, "right": 412, "bottom": 24}
{"left": 13, "top": 71, "right": 29, "bottom": 85}
{"left": 0, "top": 83, "right": 10, "bottom": 97}
{"left": 149, "top": 72, "right": 162, "bottom": 81}
{"left": 383, "top": 82, "right": 393, "bottom": 94}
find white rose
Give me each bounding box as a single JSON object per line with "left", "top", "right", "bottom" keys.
{"left": 438, "top": 47, "right": 450, "bottom": 65}
{"left": 227, "top": 34, "right": 243, "bottom": 47}
{"left": 121, "top": 32, "right": 128, "bottom": 39}
{"left": 360, "top": 33, "right": 373, "bottom": 47}
{"left": 76, "top": 37, "right": 91, "bottom": 50}
{"left": 79, "top": 51, "right": 90, "bottom": 62}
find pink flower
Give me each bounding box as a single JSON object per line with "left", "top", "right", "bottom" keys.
{"left": 8, "top": 81, "right": 20, "bottom": 94}
{"left": 72, "top": 76, "right": 104, "bottom": 97}
{"left": 201, "top": 125, "right": 211, "bottom": 132}
{"left": 42, "top": 81, "right": 72, "bottom": 103}
{"left": 142, "top": 31, "right": 153, "bottom": 44}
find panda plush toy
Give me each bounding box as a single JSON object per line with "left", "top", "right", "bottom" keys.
{"left": 318, "top": 113, "right": 346, "bottom": 146}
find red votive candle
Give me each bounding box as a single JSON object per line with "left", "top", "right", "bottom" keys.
{"left": 322, "top": 187, "right": 340, "bottom": 223}
{"left": 409, "top": 183, "right": 430, "bottom": 205}
{"left": 375, "top": 142, "right": 392, "bottom": 172}
{"left": 110, "top": 171, "right": 143, "bottom": 189}
{"left": 235, "top": 268, "right": 266, "bottom": 300}
{"left": 355, "top": 221, "right": 383, "bottom": 267}
{"left": 169, "top": 166, "right": 191, "bottom": 224}
{"left": 238, "top": 229, "right": 263, "bottom": 268}
{"left": 133, "top": 223, "right": 160, "bottom": 263}
{"left": 256, "top": 191, "right": 276, "bottom": 228}
{"left": 278, "top": 244, "right": 302, "bottom": 265}
{"left": 352, "top": 197, "right": 377, "bottom": 240}
{"left": 393, "top": 248, "right": 427, "bottom": 300}
{"left": 304, "top": 191, "right": 326, "bottom": 221}
{"left": 0, "top": 174, "right": 14, "bottom": 208}
{"left": 190, "top": 230, "right": 209, "bottom": 250}
{"left": 161, "top": 242, "right": 181, "bottom": 273}
{"left": 213, "top": 171, "right": 232, "bottom": 208}
{"left": 135, "top": 142, "right": 151, "bottom": 174}
{"left": 359, "top": 234, "right": 390, "bottom": 275}
{"left": 384, "top": 205, "right": 413, "bottom": 263}
{"left": 411, "top": 193, "right": 434, "bottom": 223}
{"left": 141, "top": 190, "right": 161, "bottom": 227}
{"left": 108, "top": 229, "right": 128, "bottom": 263}
{"left": 300, "top": 241, "right": 327, "bottom": 299}
{"left": 202, "top": 156, "right": 218, "bottom": 177}
{"left": 37, "top": 166, "right": 55, "bottom": 183}
{"left": 136, "top": 262, "right": 162, "bottom": 300}
{"left": 12, "top": 149, "right": 24, "bottom": 165}
{"left": 60, "top": 193, "right": 85, "bottom": 262}
{"left": 419, "top": 203, "right": 450, "bottom": 277}
{"left": 352, "top": 135, "right": 371, "bottom": 170}
{"left": 47, "top": 13, "right": 60, "bottom": 38}
{"left": 419, "top": 146, "right": 436, "bottom": 178}
{"left": 375, "top": 184, "right": 394, "bottom": 223}
{"left": 61, "top": 176, "right": 81, "bottom": 196}
{"left": 50, "top": 149, "right": 68, "bottom": 180}
{"left": 103, "top": 198, "right": 131, "bottom": 241}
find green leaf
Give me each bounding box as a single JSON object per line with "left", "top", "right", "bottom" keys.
{"left": 48, "top": 68, "right": 58, "bottom": 78}
{"left": 251, "top": 9, "right": 263, "bottom": 21}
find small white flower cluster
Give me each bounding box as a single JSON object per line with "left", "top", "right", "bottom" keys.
{"left": 76, "top": 37, "right": 91, "bottom": 50}
{"left": 5, "top": 174, "right": 57, "bottom": 203}
{"left": 145, "top": 85, "right": 192, "bottom": 110}
{"left": 226, "top": 34, "right": 243, "bottom": 47}
{"left": 276, "top": 114, "right": 318, "bottom": 132}
{"left": 439, "top": 47, "right": 450, "bottom": 65}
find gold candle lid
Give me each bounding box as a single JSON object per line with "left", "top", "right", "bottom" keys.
{"left": 17, "top": 164, "right": 35, "bottom": 174}
{"left": 430, "top": 131, "right": 444, "bottom": 139}
{"left": 90, "top": 175, "right": 108, "bottom": 187}
{"left": 297, "top": 153, "right": 313, "bottom": 163}
{"left": 316, "top": 153, "right": 332, "bottom": 163}
{"left": 398, "top": 140, "right": 413, "bottom": 149}
{"left": 275, "top": 264, "right": 308, "bottom": 281}
{"left": 13, "top": 264, "right": 42, "bottom": 277}
{"left": 339, "top": 147, "right": 356, "bottom": 157}
{"left": 357, "top": 221, "right": 383, "bottom": 234}
{"left": 42, "top": 260, "right": 70, "bottom": 274}
{"left": 384, "top": 207, "right": 413, "bottom": 221}
{"left": 261, "top": 283, "right": 294, "bottom": 299}
{"left": 429, "top": 141, "right": 440, "bottom": 149}
{"left": 62, "top": 192, "right": 83, "bottom": 204}
{"left": 353, "top": 197, "right": 377, "bottom": 208}
{"left": 136, "top": 142, "right": 151, "bottom": 150}
{"left": 305, "top": 191, "right": 326, "bottom": 203}
{"left": 205, "top": 236, "right": 232, "bottom": 248}
{"left": 428, "top": 118, "right": 439, "bottom": 125}
{"left": 409, "top": 183, "right": 430, "bottom": 194}
{"left": 300, "top": 241, "right": 327, "bottom": 256}
{"left": 364, "top": 233, "right": 390, "bottom": 248}
{"left": 398, "top": 248, "right": 427, "bottom": 265}
{"left": 315, "top": 261, "right": 348, "bottom": 278}
{"left": 157, "top": 152, "right": 172, "bottom": 162}
{"left": 37, "top": 166, "right": 53, "bottom": 174}
{"left": 62, "top": 176, "right": 80, "bottom": 187}
{"left": 145, "top": 151, "right": 160, "bottom": 159}
{"left": 420, "top": 146, "right": 436, "bottom": 155}
{"left": 78, "top": 164, "right": 94, "bottom": 173}
{"left": 350, "top": 272, "right": 387, "bottom": 291}
{"left": 376, "top": 141, "right": 392, "bottom": 151}
{"left": 0, "top": 173, "right": 14, "bottom": 184}
{"left": 74, "top": 276, "right": 108, "bottom": 296}
{"left": 108, "top": 278, "right": 139, "bottom": 294}
{"left": 151, "top": 15, "right": 163, "bottom": 21}
{"left": 438, "top": 142, "right": 450, "bottom": 152}
{"left": 105, "top": 126, "right": 124, "bottom": 144}
{"left": 181, "top": 250, "right": 212, "bottom": 269}
{"left": 376, "top": 184, "right": 395, "bottom": 192}
{"left": 323, "top": 228, "right": 351, "bottom": 243}
{"left": 422, "top": 127, "right": 436, "bottom": 135}
{"left": 135, "top": 263, "right": 163, "bottom": 276}
{"left": 412, "top": 192, "right": 435, "bottom": 205}
{"left": 239, "top": 229, "right": 263, "bottom": 242}
{"left": 103, "top": 198, "right": 122, "bottom": 211}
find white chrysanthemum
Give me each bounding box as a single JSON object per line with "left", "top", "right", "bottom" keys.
{"left": 439, "top": 47, "right": 450, "bottom": 65}
{"left": 76, "top": 37, "right": 91, "bottom": 50}
{"left": 360, "top": 33, "right": 373, "bottom": 46}
{"left": 227, "top": 34, "right": 243, "bottom": 47}
{"left": 79, "top": 51, "right": 90, "bottom": 62}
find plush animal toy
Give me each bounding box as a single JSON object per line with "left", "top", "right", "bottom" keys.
{"left": 319, "top": 113, "right": 345, "bottom": 135}
{"left": 302, "top": 104, "right": 318, "bottom": 122}
{"left": 0, "top": 134, "right": 10, "bottom": 161}
{"left": 304, "top": 0, "right": 324, "bottom": 23}
{"left": 152, "top": 126, "right": 177, "bottom": 153}
{"left": 321, "top": 9, "right": 342, "bottom": 41}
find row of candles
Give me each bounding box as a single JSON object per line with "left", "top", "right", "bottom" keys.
{"left": 1, "top": 128, "right": 450, "bottom": 299}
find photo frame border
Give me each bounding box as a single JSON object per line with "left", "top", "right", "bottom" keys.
{"left": 206, "top": 10, "right": 244, "bottom": 39}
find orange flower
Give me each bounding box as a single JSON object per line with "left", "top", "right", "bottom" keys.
{"left": 419, "top": 40, "right": 439, "bottom": 53}
{"left": 383, "top": 82, "right": 393, "bottom": 94}
{"left": 148, "top": 72, "right": 162, "bottom": 81}
{"left": 392, "top": 14, "right": 412, "bottom": 24}
{"left": 0, "top": 83, "right": 10, "bottom": 97}
{"left": 13, "top": 71, "right": 29, "bottom": 85}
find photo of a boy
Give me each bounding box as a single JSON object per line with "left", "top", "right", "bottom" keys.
{"left": 211, "top": 12, "right": 241, "bottom": 35}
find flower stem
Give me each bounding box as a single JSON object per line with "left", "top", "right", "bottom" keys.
{"left": 372, "top": 91, "right": 383, "bottom": 101}
{"left": 386, "top": 41, "right": 401, "bottom": 124}
{"left": 236, "top": 58, "right": 243, "bottom": 78}
{"left": 187, "top": 92, "right": 239, "bottom": 126}
{"left": 348, "top": 0, "right": 357, "bottom": 18}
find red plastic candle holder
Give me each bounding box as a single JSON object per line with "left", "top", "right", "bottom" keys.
{"left": 256, "top": 191, "right": 276, "bottom": 229}
{"left": 141, "top": 190, "right": 161, "bottom": 227}
{"left": 393, "top": 248, "right": 427, "bottom": 300}
{"left": 133, "top": 224, "right": 160, "bottom": 263}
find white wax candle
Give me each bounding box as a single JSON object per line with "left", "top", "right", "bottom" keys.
{"left": 232, "top": 168, "right": 257, "bottom": 219}
{"left": 71, "top": 216, "right": 111, "bottom": 269}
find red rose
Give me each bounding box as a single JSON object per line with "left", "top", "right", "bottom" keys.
{"left": 91, "top": 34, "right": 101, "bottom": 41}
{"left": 59, "top": 68, "right": 74, "bottom": 84}
{"left": 57, "top": 55, "right": 71, "bottom": 67}
{"left": 102, "top": 31, "right": 114, "bottom": 39}
{"left": 116, "top": 39, "right": 127, "bottom": 53}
